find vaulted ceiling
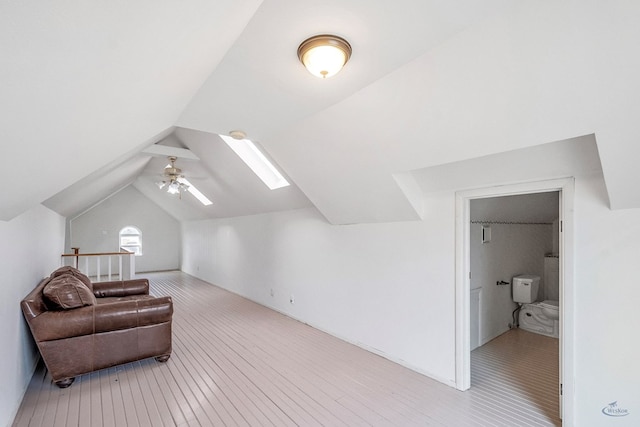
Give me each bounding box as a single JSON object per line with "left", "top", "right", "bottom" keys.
{"left": 2, "top": 1, "right": 638, "bottom": 224}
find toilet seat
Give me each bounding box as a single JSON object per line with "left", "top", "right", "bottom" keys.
{"left": 539, "top": 299, "right": 558, "bottom": 310}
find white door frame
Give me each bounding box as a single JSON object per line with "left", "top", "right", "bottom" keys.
{"left": 454, "top": 178, "right": 574, "bottom": 423}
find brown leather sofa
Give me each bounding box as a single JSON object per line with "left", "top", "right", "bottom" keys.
{"left": 21, "top": 266, "right": 173, "bottom": 388}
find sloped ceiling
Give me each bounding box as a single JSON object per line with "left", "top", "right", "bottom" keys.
{"left": 4, "top": 1, "right": 640, "bottom": 224}
{"left": 132, "top": 128, "right": 312, "bottom": 221}
{"left": 1, "top": 0, "right": 262, "bottom": 220}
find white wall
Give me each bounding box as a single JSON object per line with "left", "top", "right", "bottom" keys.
{"left": 182, "top": 191, "right": 457, "bottom": 384}
{"left": 0, "top": 205, "right": 65, "bottom": 427}
{"left": 573, "top": 175, "right": 640, "bottom": 425}
{"left": 182, "top": 172, "right": 640, "bottom": 426}
{"left": 70, "top": 186, "right": 180, "bottom": 273}
{"left": 470, "top": 222, "right": 553, "bottom": 346}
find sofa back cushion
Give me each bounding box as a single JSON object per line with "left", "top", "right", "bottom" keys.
{"left": 43, "top": 274, "right": 96, "bottom": 310}
{"left": 50, "top": 266, "right": 93, "bottom": 292}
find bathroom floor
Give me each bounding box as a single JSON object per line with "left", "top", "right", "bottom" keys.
{"left": 471, "top": 328, "right": 561, "bottom": 426}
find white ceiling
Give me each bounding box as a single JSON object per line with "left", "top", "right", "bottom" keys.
{"left": 3, "top": 1, "right": 640, "bottom": 223}
{"left": 133, "top": 128, "right": 312, "bottom": 221}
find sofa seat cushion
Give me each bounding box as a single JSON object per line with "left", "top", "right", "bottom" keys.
{"left": 43, "top": 275, "right": 96, "bottom": 310}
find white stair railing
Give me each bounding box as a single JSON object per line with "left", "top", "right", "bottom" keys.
{"left": 60, "top": 249, "right": 135, "bottom": 282}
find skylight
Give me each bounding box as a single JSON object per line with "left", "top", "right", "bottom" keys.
{"left": 220, "top": 135, "right": 290, "bottom": 190}
{"left": 176, "top": 177, "right": 213, "bottom": 206}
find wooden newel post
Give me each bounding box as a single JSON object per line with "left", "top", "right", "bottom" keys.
{"left": 71, "top": 247, "right": 79, "bottom": 268}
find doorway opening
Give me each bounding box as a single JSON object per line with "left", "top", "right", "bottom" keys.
{"left": 455, "top": 178, "right": 575, "bottom": 424}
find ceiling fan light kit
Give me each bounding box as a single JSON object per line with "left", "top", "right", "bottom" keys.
{"left": 166, "top": 181, "right": 185, "bottom": 195}
{"left": 157, "top": 156, "right": 189, "bottom": 198}
{"left": 297, "top": 34, "right": 352, "bottom": 79}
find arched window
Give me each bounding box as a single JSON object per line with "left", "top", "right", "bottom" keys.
{"left": 119, "top": 226, "right": 142, "bottom": 256}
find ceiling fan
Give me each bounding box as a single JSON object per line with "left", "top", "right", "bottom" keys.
{"left": 151, "top": 155, "right": 213, "bottom": 205}
{"left": 156, "top": 156, "right": 189, "bottom": 197}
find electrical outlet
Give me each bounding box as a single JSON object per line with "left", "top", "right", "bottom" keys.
{"left": 289, "top": 294, "right": 295, "bottom": 304}
{"left": 270, "top": 288, "right": 274, "bottom": 297}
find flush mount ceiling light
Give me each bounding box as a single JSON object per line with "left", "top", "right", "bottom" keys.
{"left": 297, "top": 34, "right": 352, "bottom": 79}
{"left": 229, "top": 130, "right": 247, "bottom": 140}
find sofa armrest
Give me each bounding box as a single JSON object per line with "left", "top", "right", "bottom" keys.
{"left": 93, "top": 279, "right": 149, "bottom": 298}
{"left": 30, "top": 296, "right": 172, "bottom": 342}
{"left": 29, "top": 306, "right": 95, "bottom": 341}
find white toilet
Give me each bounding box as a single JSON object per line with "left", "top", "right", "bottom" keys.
{"left": 513, "top": 275, "right": 559, "bottom": 338}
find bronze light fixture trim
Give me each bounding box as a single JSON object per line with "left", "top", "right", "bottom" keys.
{"left": 297, "top": 34, "right": 352, "bottom": 79}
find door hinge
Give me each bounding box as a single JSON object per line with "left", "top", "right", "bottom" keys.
{"left": 560, "top": 383, "right": 563, "bottom": 395}
{"left": 560, "top": 220, "right": 563, "bottom": 232}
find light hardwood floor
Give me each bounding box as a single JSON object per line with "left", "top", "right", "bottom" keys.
{"left": 14, "top": 271, "right": 560, "bottom": 426}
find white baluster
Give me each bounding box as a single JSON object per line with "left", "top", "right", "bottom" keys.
{"left": 130, "top": 252, "right": 135, "bottom": 279}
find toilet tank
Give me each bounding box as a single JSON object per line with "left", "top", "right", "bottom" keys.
{"left": 512, "top": 275, "right": 540, "bottom": 303}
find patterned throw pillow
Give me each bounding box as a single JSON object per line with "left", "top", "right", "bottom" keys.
{"left": 43, "top": 274, "right": 96, "bottom": 310}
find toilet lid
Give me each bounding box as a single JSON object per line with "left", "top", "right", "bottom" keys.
{"left": 540, "top": 300, "right": 559, "bottom": 309}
